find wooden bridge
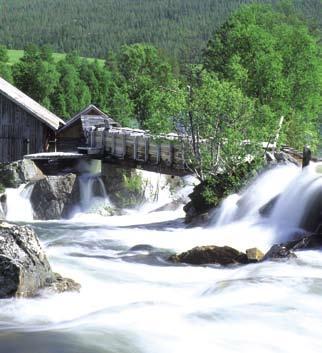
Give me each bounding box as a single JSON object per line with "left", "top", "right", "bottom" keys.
{"left": 24, "top": 104, "right": 321, "bottom": 176}
{"left": 25, "top": 105, "right": 190, "bottom": 176}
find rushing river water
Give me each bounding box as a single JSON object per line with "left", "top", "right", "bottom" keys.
{"left": 1, "top": 165, "right": 322, "bottom": 353}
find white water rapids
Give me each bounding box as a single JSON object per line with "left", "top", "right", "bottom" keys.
{"left": 1, "top": 164, "right": 322, "bottom": 353}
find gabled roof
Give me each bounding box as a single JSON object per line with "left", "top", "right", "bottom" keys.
{"left": 0, "top": 77, "right": 65, "bottom": 130}
{"left": 58, "top": 104, "right": 120, "bottom": 132}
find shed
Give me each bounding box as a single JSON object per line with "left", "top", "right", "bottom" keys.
{"left": 0, "top": 77, "right": 65, "bottom": 163}
{"left": 56, "top": 104, "right": 120, "bottom": 152}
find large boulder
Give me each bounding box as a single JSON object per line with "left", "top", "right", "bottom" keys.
{"left": 0, "top": 222, "right": 80, "bottom": 298}
{"left": 30, "top": 174, "right": 80, "bottom": 220}
{"left": 169, "top": 245, "right": 249, "bottom": 266}
{"left": 0, "top": 159, "right": 43, "bottom": 188}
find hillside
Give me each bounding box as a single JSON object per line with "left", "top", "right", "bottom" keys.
{"left": 6, "top": 50, "right": 105, "bottom": 66}
{"left": 0, "top": 0, "right": 321, "bottom": 62}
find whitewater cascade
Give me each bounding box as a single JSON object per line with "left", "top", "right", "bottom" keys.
{"left": 5, "top": 184, "right": 34, "bottom": 222}
{"left": 78, "top": 173, "right": 110, "bottom": 212}
{"left": 211, "top": 162, "right": 322, "bottom": 244}
{"left": 2, "top": 163, "right": 322, "bottom": 352}
{"left": 270, "top": 162, "right": 322, "bottom": 242}
{"left": 212, "top": 164, "right": 301, "bottom": 226}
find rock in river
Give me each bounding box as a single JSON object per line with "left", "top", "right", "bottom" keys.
{"left": 30, "top": 173, "right": 80, "bottom": 220}
{"left": 0, "top": 222, "right": 80, "bottom": 298}
{"left": 262, "top": 244, "right": 297, "bottom": 261}
{"left": 170, "top": 245, "right": 248, "bottom": 266}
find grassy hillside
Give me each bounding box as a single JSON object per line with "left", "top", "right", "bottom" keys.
{"left": 0, "top": 0, "right": 321, "bottom": 62}
{"left": 6, "top": 50, "right": 105, "bottom": 66}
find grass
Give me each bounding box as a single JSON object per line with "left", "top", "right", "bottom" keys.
{"left": 7, "top": 49, "right": 105, "bottom": 66}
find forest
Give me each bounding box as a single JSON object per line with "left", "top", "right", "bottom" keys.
{"left": 0, "top": 2, "right": 321, "bottom": 190}
{"left": 0, "top": 0, "right": 321, "bottom": 62}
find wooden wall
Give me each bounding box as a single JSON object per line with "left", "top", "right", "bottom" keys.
{"left": 56, "top": 120, "right": 85, "bottom": 152}
{"left": 0, "top": 93, "right": 48, "bottom": 162}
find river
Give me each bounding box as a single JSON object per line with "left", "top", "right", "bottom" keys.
{"left": 1, "top": 164, "right": 322, "bottom": 353}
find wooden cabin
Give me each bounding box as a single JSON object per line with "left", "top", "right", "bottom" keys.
{"left": 0, "top": 77, "right": 65, "bottom": 163}
{"left": 56, "top": 104, "right": 120, "bottom": 152}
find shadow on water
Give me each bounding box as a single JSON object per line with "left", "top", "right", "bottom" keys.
{"left": 69, "top": 244, "right": 174, "bottom": 267}
{"left": 0, "top": 331, "right": 143, "bottom": 353}
{"left": 116, "top": 217, "right": 185, "bottom": 231}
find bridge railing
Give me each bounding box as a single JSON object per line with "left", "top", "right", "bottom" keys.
{"left": 91, "top": 127, "right": 189, "bottom": 174}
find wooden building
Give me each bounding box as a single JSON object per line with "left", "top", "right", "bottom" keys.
{"left": 56, "top": 104, "right": 120, "bottom": 152}
{"left": 0, "top": 77, "right": 65, "bottom": 163}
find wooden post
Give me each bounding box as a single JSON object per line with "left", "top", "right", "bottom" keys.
{"left": 144, "top": 137, "right": 149, "bottom": 162}
{"left": 169, "top": 143, "right": 174, "bottom": 166}
{"left": 122, "top": 134, "right": 126, "bottom": 159}
{"left": 302, "top": 146, "right": 311, "bottom": 168}
{"left": 112, "top": 133, "right": 116, "bottom": 155}
{"left": 133, "top": 136, "right": 138, "bottom": 160}
{"left": 156, "top": 144, "right": 161, "bottom": 164}
{"left": 102, "top": 129, "right": 106, "bottom": 153}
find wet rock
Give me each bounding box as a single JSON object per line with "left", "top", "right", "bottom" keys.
{"left": 0, "top": 159, "right": 44, "bottom": 188}
{"left": 0, "top": 222, "right": 53, "bottom": 298}
{"left": 30, "top": 174, "right": 80, "bottom": 220}
{"left": 46, "top": 273, "right": 81, "bottom": 293}
{"left": 274, "top": 151, "right": 300, "bottom": 166}
{"left": 262, "top": 244, "right": 297, "bottom": 261}
{"left": 0, "top": 222, "right": 80, "bottom": 298}
{"left": 169, "top": 245, "right": 248, "bottom": 266}
{"left": 285, "top": 233, "right": 322, "bottom": 251}
{"left": 246, "top": 248, "right": 264, "bottom": 262}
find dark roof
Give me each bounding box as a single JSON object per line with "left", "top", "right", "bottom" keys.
{"left": 58, "top": 104, "right": 120, "bottom": 132}
{"left": 0, "top": 77, "right": 65, "bottom": 130}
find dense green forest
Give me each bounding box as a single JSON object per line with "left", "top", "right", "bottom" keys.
{"left": 0, "top": 0, "right": 321, "bottom": 62}
{"left": 0, "top": 2, "right": 321, "bottom": 189}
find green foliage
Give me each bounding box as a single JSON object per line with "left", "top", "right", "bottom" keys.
{"left": 0, "top": 45, "right": 12, "bottom": 81}
{"left": 0, "top": 0, "right": 321, "bottom": 63}
{"left": 115, "top": 173, "right": 146, "bottom": 208}
{"left": 0, "top": 1, "right": 319, "bottom": 203}
{"left": 201, "top": 160, "right": 262, "bottom": 207}
{"left": 110, "top": 44, "right": 178, "bottom": 130}
{"left": 203, "top": 3, "right": 322, "bottom": 150}
{"left": 13, "top": 45, "right": 59, "bottom": 107}
{"left": 0, "top": 45, "right": 9, "bottom": 63}
{"left": 0, "top": 62, "right": 12, "bottom": 82}
{"left": 175, "top": 68, "right": 269, "bottom": 181}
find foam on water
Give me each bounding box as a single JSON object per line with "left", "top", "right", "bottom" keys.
{"left": 5, "top": 184, "right": 34, "bottom": 222}
{"left": 2, "top": 163, "right": 322, "bottom": 353}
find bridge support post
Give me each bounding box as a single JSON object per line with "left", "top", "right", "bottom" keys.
{"left": 302, "top": 146, "right": 311, "bottom": 168}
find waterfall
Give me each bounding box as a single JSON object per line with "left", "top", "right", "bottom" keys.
{"left": 5, "top": 184, "right": 34, "bottom": 222}
{"left": 212, "top": 164, "right": 300, "bottom": 226}
{"left": 135, "top": 170, "right": 198, "bottom": 213}
{"left": 270, "top": 162, "right": 322, "bottom": 242}
{"left": 78, "top": 173, "right": 110, "bottom": 213}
